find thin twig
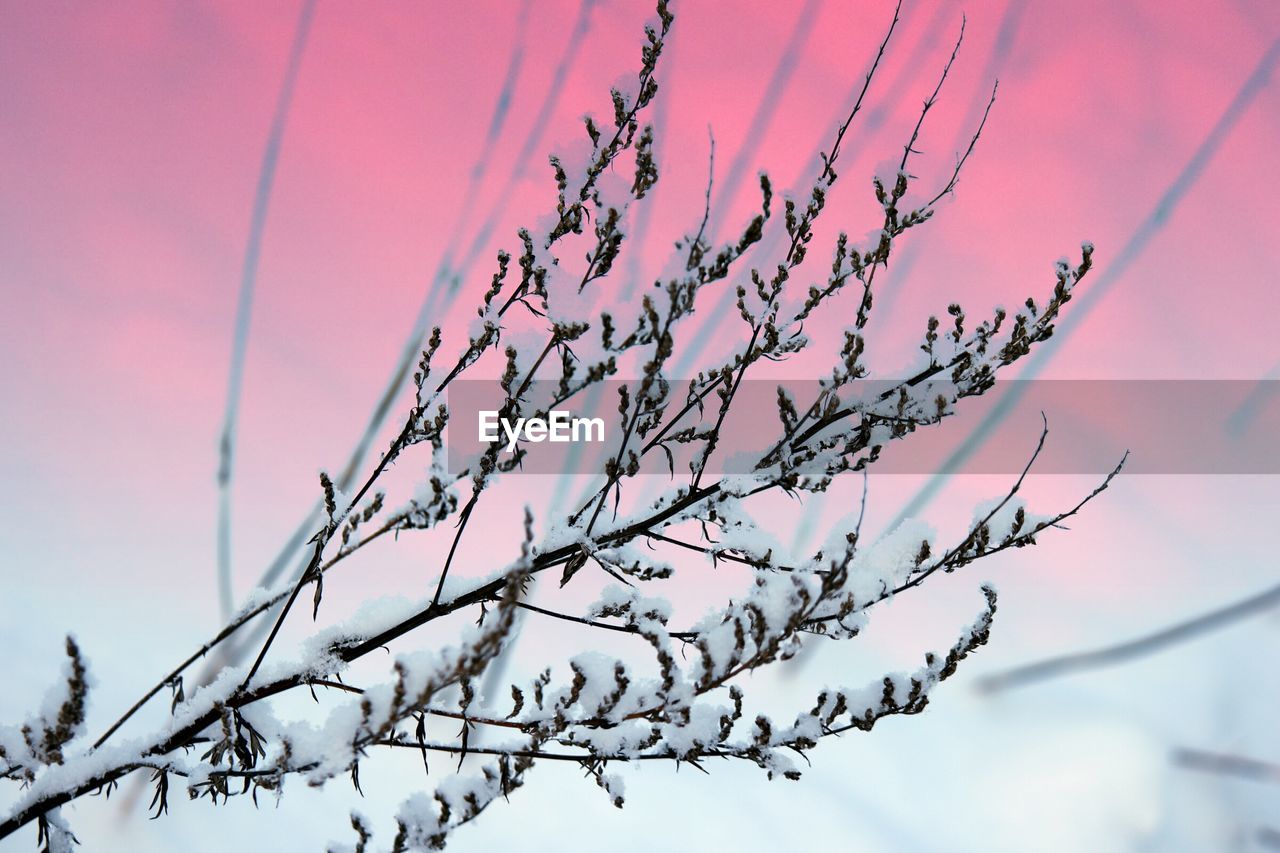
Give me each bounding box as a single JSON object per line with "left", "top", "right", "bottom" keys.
{"left": 216, "top": 0, "right": 317, "bottom": 622}
{"left": 1173, "top": 748, "right": 1280, "bottom": 784}
{"left": 978, "top": 579, "right": 1280, "bottom": 692}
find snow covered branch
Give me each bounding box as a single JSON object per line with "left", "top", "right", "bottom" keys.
{"left": 1, "top": 1, "right": 1122, "bottom": 848}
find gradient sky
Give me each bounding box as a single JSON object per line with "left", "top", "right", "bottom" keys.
{"left": 2, "top": 1, "right": 1279, "bottom": 850}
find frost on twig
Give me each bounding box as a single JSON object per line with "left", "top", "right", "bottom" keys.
{"left": 0, "top": 638, "right": 89, "bottom": 781}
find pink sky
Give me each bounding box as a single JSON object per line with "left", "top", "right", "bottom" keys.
{"left": 4, "top": 0, "right": 1278, "bottom": 587}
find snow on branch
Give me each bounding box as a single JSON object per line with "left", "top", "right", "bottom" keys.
{"left": 1, "top": 1, "right": 1122, "bottom": 849}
